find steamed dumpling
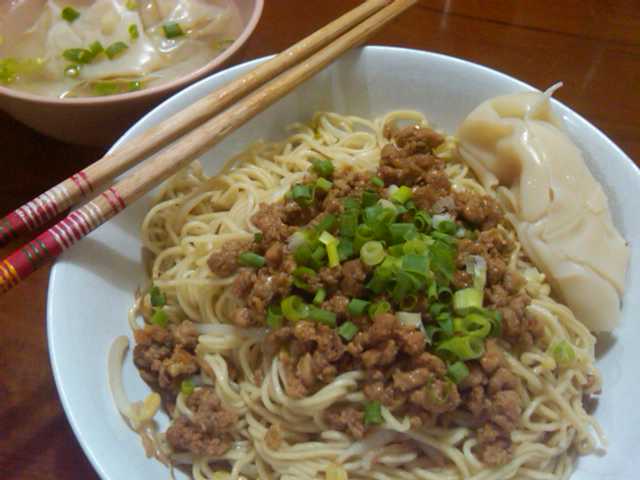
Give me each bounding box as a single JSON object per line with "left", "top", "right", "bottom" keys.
{"left": 457, "top": 91, "right": 629, "bottom": 332}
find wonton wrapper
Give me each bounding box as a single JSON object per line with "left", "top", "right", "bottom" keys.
{"left": 457, "top": 92, "right": 629, "bottom": 332}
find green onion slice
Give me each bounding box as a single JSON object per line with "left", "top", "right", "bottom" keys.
{"left": 437, "top": 335, "right": 484, "bottom": 361}
{"left": 313, "top": 288, "right": 326, "bottom": 306}
{"left": 308, "top": 306, "right": 336, "bottom": 327}
{"left": 360, "top": 241, "right": 385, "bottom": 266}
{"left": 348, "top": 298, "right": 369, "bottom": 316}
{"left": 453, "top": 288, "right": 483, "bottom": 315}
{"left": 105, "top": 41, "right": 129, "bottom": 60}
{"left": 368, "top": 300, "right": 391, "bottom": 318}
{"left": 61, "top": 6, "right": 80, "bottom": 22}
{"left": 281, "top": 295, "right": 309, "bottom": 322}
{"left": 163, "top": 22, "right": 185, "bottom": 39}
{"left": 363, "top": 400, "right": 383, "bottom": 425}
{"left": 150, "top": 286, "right": 166, "bottom": 307}
{"left": 447, "top": 361, "right": 469, "bottom": 384}
{"left": 319, "top": 231, "right": 340, "bottom": 268}
{"left": 338, "top": 321, "right": 359, "bottom": 341}
{"left": 180, "top": 379, "right": 195, "bottom": 396}
{"left": 63, "top": 48, "right": 93, "bottom": 64}
{"left": 129, "top": 24, "right": 139, "bottom": 40}
{"left": 88, "top": 41, "right": 104, "bottom": 57}
{"left": 549, "top": 340, "right": 576, "bottom": 367}
{"left": 267, "top": 305, "right": 284, "bottom": 329}
{"left": 315, "top": 177, "right": 332, "bottom": 191}
{"left": 390, "top": 185, "right": 412, "bottom": 203}
{"left": 311, "top": 158, "right": 334, "bottom": 178}
{"left": 151, "top": 308, "right": 168, "bottom": 327}
{"left": 238, "top": 251, "right": 265, "bottom": 268}
{"left": 370, "top": 176, "right": 384, "bottom": 187}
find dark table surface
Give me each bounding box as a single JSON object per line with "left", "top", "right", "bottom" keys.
{"left": 1, "top": 1, "right": 638, "bottom": 478}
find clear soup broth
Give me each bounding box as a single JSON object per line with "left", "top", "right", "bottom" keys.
{"left": 0, "top": 0, "right": 241, "bottom": 98}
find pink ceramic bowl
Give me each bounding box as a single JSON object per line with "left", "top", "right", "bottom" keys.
{"left": 0, "top": 0, "right": 263, "bottom": 146}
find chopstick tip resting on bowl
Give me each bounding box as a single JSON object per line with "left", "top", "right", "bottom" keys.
{"left": 0, "top": 0, "right": 417, "bottom": 295}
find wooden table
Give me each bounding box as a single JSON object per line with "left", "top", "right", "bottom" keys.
{"left": 1, "top": 1, "right": 638, "bottom": 478}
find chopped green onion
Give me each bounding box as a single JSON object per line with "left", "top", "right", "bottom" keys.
{"left": 93, "top": 82, "right": 119, "bottom": 96}
{"left": 254, "top": 232, "right": 263, "bottom": 243}
{"left": 150, "top": 286, "right": 166, "bottom": 307}
{"left": 453, "top": 313, "right": 491, "bottom": 338}
{"left": 238, "top": 251, "right": 265, "bottom": 268}
{"left": 453, "top": 288, "right": 483, "bottom": 315}
{"left": 433, "top": 214, "right": 457, "bottom": 234}
{"left": 447, "top": 361, "right": 470, "bottom": 384}
{"left": 390, "top": 185, "right": 412, "bottom": 203}
{"left": 337, "top": 238, "right": 354, "bottom": 261}
{"left": 315, "top": 177, "right": 333, "bottom": 191}
{"left": 291, "top": 184, "right": 314, "bottom": 206}
{"left": 151, "top": 308, "right": 168, "bottom": 327}
{"left": 368, "top": 301, "right": 391, "bottom": 318}
{"left": 129, "top": 24, "right": 139, "bottom": 40}
{"left": 549, "top": 340, "right": 575, "bottom": 367}
{"left": 319, "top": 231, "right": 340, "bottom": 268}
{"left": 363, "top": 400, "right": 383, "bottom": 425}
{"left": 353, "top": 224, "right": 374, "bottom": 253}
{"left": 0, "top": 57, "right": 44, "bottom": 84}
{"left": 348, "top": 298, "right": 369, "bottom": 316}
{"left": 267, "top": 305, "right": 284, "bottom": 329}
{"left": 61, "top": 6, "right": 80, "bottom": 22}
{"left": 430, "top": 240, "right": 455, "bottom": 282}
{"left": 402, "top": 238, "right": 430, "bottom": 255}
{"left": 315, "top": 214, "right": 336, "bottom": 234}
{"left": 342, "top": 197, "right": 361, "bottom": 213}
{"left": 281, "top": 295, "right": 309, "bottom": 322}
{"left": 391, "top": 271, "right": 413, "bottom": 302}
{"left": 63, "top": 48, "right": 93, "bottom": 64}
{"left": 361, "top": 190, "right": 379, "bottom": 208}
{"left": 180, "top": 379, "right": 195, "bottom": 396}
{"left": 389, "top": 223, "right": 417, "bottom": 244}
{"left": 88, "top": 41, "right": 104, "bottom": 57}
{"left": 311, "top": 158, "right": 334, "bottom": 178}
{"left": 311, "top": 245, "right": 326, "bottom": 265}
{"left": 105, "top": 41, "right": 129, "bottom": 60}
{"left": 371, "top": 176, "right": 384, "bottom": 187}
{"left": 308, "top": 306, "right": 336, "bottom": 327}
{"left": 413, "top": 210, "right": 432, "bottom": 231}
{"left": 313, "top": 288, "right": 326, "bottom": 306}
{"left": 126, "top": 0, "right": 138, "bottom": 9}
{"left": 163, "top": 22, "right": 185, "bottom": 39}
{"left": 294, "top": 243, "right": 313, "bottom": 266}
{"left": 293, "top": 266, "right": 316, "bottom": 291}
{"left": 64, "top": 64, "right": 80, "bottom": 78}
{"left": 360, "top": 241, "right": 385, "bottom": 266}
{"left": 437, "top": 335, "right": 484, "bottom": 361}
{"left": 339, "top": 213, "right": 358, "bottom": 238}
{"left": 338, "top": 321, "right": 359, "bottom": 341}
{"left": 402, "top": 254, "right": 429, "bottom": 277}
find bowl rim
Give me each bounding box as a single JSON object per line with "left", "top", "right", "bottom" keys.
{"left": 0, "top": 0, "right": 264, "bottom": 106}
{"left": 46, "top": 45, "right": 639, "bottom": 480}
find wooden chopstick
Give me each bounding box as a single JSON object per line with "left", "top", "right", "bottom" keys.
{"left": 0, "top": 0, "right": 417, "bottom": 294}
{"left": 0, "top": 0, "right": 390, "bottom": 248}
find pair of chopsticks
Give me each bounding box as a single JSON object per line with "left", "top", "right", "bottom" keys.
{"left": 0, "top": 0, "right": 417, "bottom": 295}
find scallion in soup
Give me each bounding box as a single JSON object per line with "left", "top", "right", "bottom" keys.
{"left": 0, "top": 0, "right": 241, "bottom": 98}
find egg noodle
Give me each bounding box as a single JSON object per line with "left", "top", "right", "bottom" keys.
{"left": 109, "top": 111, "right": 604, "bottom": 480}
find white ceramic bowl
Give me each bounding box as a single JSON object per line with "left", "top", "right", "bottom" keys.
{"left": 0, "top": 0, "right": 263, "bottom": 146}
{"left": 47, "top": 46, "right": 640, "bottom": 480}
